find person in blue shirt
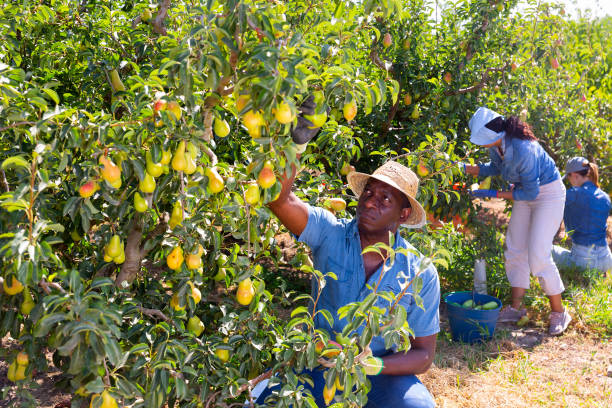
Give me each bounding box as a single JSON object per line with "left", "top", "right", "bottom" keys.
{"left": 553, "top": 157, "right": 612, "bottom": 274}
{"left": 255, "top": 160, "right": 440, "bottom": 408}
{"left": 463, "top": 107, "right": 571, "bottom": 336}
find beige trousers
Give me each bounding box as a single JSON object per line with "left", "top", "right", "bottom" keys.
{"left": 504, "top": 179, "right": 566, "bottom": 295}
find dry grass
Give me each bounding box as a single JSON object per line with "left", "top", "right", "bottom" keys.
{"left": 422, "top": 324, "right": 612, "bottom": 408}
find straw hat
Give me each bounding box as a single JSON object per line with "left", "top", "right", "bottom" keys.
{"left": 347, "top": 161, "right": 426, "bottom": 228}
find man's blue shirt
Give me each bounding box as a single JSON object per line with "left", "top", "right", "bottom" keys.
{"left": 478, "top": 136, "right": 560, "bottom": 201}
{"left": 564, "top": 181, "right": 611, "bottom": 247}
{"left": 297, "top": 205, "right": 440, "bottom": 356}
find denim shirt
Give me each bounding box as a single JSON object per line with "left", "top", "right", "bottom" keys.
{"left": 298, "top": 205, "right": 440, "bottom": 356}
{"left": 478, "top": 136, "right": 560, "bottom": 201}
{"left": 564, "top": 181, "right": 611, "bottom": 247}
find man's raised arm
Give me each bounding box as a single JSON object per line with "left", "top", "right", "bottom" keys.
{"left": 267, "top": 163, "right": 309, "bottom": 236}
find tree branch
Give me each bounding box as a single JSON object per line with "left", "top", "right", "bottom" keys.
{"left": 380, "top": 83, "right": 402, "bottom": 136}
{"left": 151, "top": 0, "right": 171, "bottom": 35}
{"left": 140, "top": 213, "right": 169, "bottom": 258}
{"left": 39, "top": 279, "right": 67, "bottom": 294}
{"left": 0, "top": 121, "right": 35, "bottom": 132}
{"left": 137, "top": 306, "right": 170, "bottom": 321}
{"left": 444, "top": 65, "right": 508, "bottom": 96}
{"left": 0, "top": 169, "right": 9, "bottom": 192}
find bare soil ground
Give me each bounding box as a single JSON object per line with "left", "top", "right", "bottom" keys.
{"left": 2, "top": 200, "right": 611, "bottom": 407}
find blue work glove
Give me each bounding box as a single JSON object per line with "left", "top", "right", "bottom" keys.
{"left": 470, "top": 189, "right": 498, "bottom": 198}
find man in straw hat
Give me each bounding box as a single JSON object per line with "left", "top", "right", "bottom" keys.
{"left": 256, "top": 160, "right": 439, "bottom": 407}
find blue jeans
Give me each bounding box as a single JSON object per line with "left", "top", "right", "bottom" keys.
{"left": 254, "top": 367, "right": 435, "bottom": 408}
{"left": 553, "top": 243, "right": 612, "bottom": 273}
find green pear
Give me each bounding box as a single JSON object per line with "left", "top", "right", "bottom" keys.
{"left": 139, "top": 171, "right": 156, "bottom": 193}
{"left": 106, "top": 235, "right": 122, "bottom": 258}
{"left": 134, "top": 192, "right": 148, "bottom": 212}
{"left": 146, "top": 151, "right": 164, "bottom": 178}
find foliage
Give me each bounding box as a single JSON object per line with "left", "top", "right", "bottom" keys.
{"left": 0, "top": 0, "right": 610, "bottom": 407}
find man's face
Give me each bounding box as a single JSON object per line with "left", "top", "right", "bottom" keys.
{"left": 356, "top": 178, "right": 411, "bottom": 234}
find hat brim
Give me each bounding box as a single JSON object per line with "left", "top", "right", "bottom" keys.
{"left": 347, "top": 172, "right": 427, "bottom": 229}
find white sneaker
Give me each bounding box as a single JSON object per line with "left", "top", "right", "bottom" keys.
{"left": 549, "top": 309, "right": 572, "bottom": 336}
{"left": 497, "top": 306, "right": 527, "bottom": 323}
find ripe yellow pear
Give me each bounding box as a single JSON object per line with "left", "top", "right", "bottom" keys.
{"left": 244, "top": 183, "right": 260, "bottom": 205}
{"left": 404, "top": 93, "right": 412, "bottom": 105}
{"left": 172, "top": 141, "right": 187, "bottom": 171}
{"left": 167, "top": 101, "right": 182, "bottom": 121}
{"left": 214, "top": 117, "right": 230, "bottom": 137}
{"left": 169, "top": 201, "right": 183, "bottom": 229}
{"left": 205, "top": 167, "right": 224, "bottom": 193}
{"left": 109, "top": 69, "right": 125, "bottom": 92}
{"left": 79, "top": 180, "right": 98, "bottom": 198}
{"left": 146, "top": 151, "right": 164, "bottom": 178}
{"left": 134, "top": 192, "right": 148, "bottom": 212}
{"left": 185, "top": 252, "right": 202, "bottom": 270}
{"left": 273, "top": 101, "right": 294, "bottom": 124}
{"left": 236, "top": 278, "right": 255, "bottom": 306}
{"left": 106, "top": 235, "right": 122, "bottom": 258}
{"left": 335, "top": 376, "right": 344, "bottom": 392}
{"left": 99, "top": 156, "right": 121, "bottom": 183}
{"left": 90, "top": 390, "right": 118, "bottom": 408}
{"left": 187, "top": 316, "right": 204, "bottom": 336}
{"left": 342, "top": 100, "right": 357, "bottom": 122}
{"left": 479, "top": 176, "right": 492, "bottom": 190}
{"left": 242, "top": 110, "right": 264, "bottom": 130}
{"left": 139, "top": 171, "right": 156, "bottom": 193}
{"left": 7, "top": 361, "right": 26, "bottom": 382}
{"left": 304, "top": 112, "right": 327, "bottom": 129}
{"left": 167, "top": 246, "right": 184, "bottom": 271}
{"left": 160, "top": 149, "right": 172, "bottom": 165}
{"left": 189, "top": 280, "right": 202, "bottom": 304}
{"left": 235, "top": 94, "right": 250, "bottom": 112}
{"left": 16, "top": 352, "right": 29, "bottom": 366}
{"left": 184, "top": 151, "right": 197, "bottom": 175}
{"left": 257, "top": 163, "right": 276, "bottom": 189}
{"left": 329, "top": 198, "right": 346, "bottom": 211}
{"left": 215, "top": 347, "right": 230, "bottom": 363}
{"left": 170, "top": 293, "right": 185, "bottom": 311}
{"left": 113, "top": 250, "right": 125, "bottom": 265}
{"left": 416, "top": 161, "right": 429, "bottom": 177}
{"left": 323, "top": 384, "right": 336, "bottom": 405}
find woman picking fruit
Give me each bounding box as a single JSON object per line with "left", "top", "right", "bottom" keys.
{"left": 461, "top": 106, "right": 571, "bottom": 336}
{"left": 553, "top": 157, "right": 612, "bottom": 274}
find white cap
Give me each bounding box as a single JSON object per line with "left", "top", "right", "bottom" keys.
{"left": 468, "top": 107, "right": 505, "bottom": 145}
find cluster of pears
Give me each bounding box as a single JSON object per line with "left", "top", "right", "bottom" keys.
{"left": 7, "top": 352, "right": 29, "bottom": 382}
{"left": 103, "top": 235, "right": 125, "bottom": 264}
{"left": 1, "top": 275, "right": 34, "bottom": 314}
{"left": 166, "top": 244, "right": 204, "bottom": 271}
{"left": 78, "top": 154, "right": 122, "bottom": 198}
{"left": 153, "top": 99, "right": 182, "bottom": 127}
{"left": 170, "top": 281, "right": 202, "bottom": 312}
{"left": 139, "top": 147, "right": 170, "bottom": 195}
{"left": 89, "top": 390, "right": 119, "bottom": 408}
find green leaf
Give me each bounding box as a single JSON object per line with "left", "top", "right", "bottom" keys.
{"left": 2, "top": 156, "right": 29, "bottom": 171}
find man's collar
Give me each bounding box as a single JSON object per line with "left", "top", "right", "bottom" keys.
{"left": 350, "top": 217, "right": 402, "bottom": 249}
